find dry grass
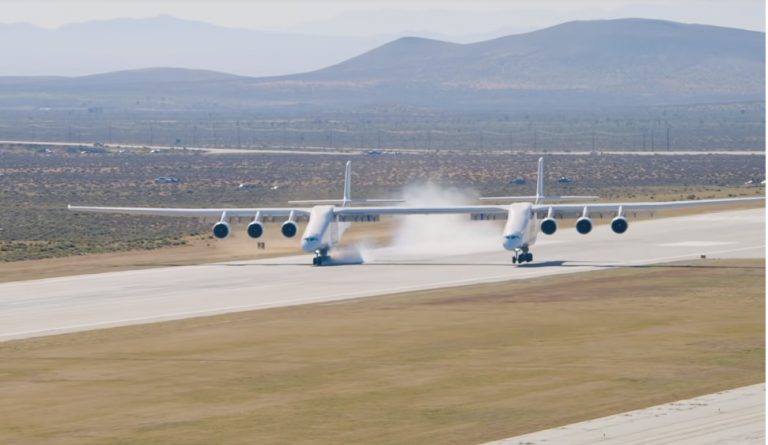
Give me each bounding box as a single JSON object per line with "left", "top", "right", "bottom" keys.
{"left": 0, "top": 259, "right": 763, "bottom": 445}
{"left": 0, "top": 221, "right": 395, "bottom": 283}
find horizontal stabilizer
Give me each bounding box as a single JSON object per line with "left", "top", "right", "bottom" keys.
{"left": 480, "top": 195, "right": 599, "bottom": 202}
{"left": 288, "top": 198, "right": 404, "bottom": 205}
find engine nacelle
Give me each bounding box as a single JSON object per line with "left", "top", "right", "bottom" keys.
{"left": 575, "top": 217, "right": 593, "bottom": 235}
{"left": 212, "top": 221, "right": 231, "bottom": 239}
{"left": 247, "top": 221, "right": 264, "bottom": 239}
{"left": 540, "top": 218, "right": 558, "bottom": 235}
{"left": 281, "top": 220, "right": 298, "bottom": 238}
{"left": 611, "top": 216, "right": 629, "bottom": 234}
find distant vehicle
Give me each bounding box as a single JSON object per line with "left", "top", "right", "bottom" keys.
{"left": 558, "top": 176, "right": 572, "bottom": 184}
{"left": 238, "top": 183, "right": 257, "bottom": 189}
{"left": 367, "top": 150, "right": 383, "bottom": 156}
{"left": 271, "top": 185, "right": 280, "bottom": 191}
{"left": 510, "top": 176, "right": 526, "bottom": 185}
{"left": 149, "top": 149, "right": 160, "bottom": 154}
{"left": 155, "top": 177, "right": 180, "bottom": 184}
{"left": 744, "top": 179, "right": 765, "bottom": 187}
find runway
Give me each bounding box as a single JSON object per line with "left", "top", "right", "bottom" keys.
{"left": 484, "top": 384, "right": 765, "bottom": 445}
{"left": 0, "top": 208, "right": 763, "bottom": 342}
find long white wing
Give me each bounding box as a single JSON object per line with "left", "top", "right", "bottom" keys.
{"left": 532, "top": 197, "right": 764, "bottom": 218}
{"left": 68, "top": 197, "right": 761, "bottom": 221}
{"left": 67, "top": 204, "right": 509, "bottom": 223}
{"left": 334, "top": 205, "right": 508, "bottom": 216}
{"left": 67, "top": 205, "right": 310, "bottom": 218}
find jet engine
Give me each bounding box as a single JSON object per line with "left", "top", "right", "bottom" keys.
{"left": 281, "top": 220, "right": 298, "bottom": 238}
{"left": 212, "top": 221, "right": 231, "bottom": 239}
{"left": 611, "top": 216, "right": 629, "bottom": 234}
{"left": 575, "top": 217, "right": 593, "bottom": 235}
{"left": 540, "top": 217, "right": 558, "bottom": 235}
{"left": 247, "top": 221, "right": 264, "bottom": 239}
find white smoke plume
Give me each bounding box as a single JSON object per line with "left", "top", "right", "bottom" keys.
{"left": 360, "top": 183, "right": 502, "bottom": 262}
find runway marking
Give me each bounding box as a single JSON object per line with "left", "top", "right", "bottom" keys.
{"left": 484, "top": 384, "right": 765, "bottom": 445}
{"left": 659, "top": 241, "right": 735, "bottom": 247}
{"left": 1, "top": 244, "right": 763, "bottom": 342}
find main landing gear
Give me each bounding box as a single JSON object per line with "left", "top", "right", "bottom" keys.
{"left": 312, "top": 248, "right": 331, "bottom": 266}
{"left": 512, "top": 247, "right": 533, "bottom": 264}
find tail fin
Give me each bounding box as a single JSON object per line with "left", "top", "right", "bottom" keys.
{"left": 480, "top": 156, "right": 599, "bottom": 203}
{"left": 343, "top": 160, "right": 352, "bottom": 206}
{"left": 535, "top": 157, "right": 544, "bottom": 205}
{"left": 288, "top": 161, "right": 404, "bottom": 206}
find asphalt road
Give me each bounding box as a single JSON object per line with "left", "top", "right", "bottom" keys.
{"left": 0, "top": 208, "right": 763, "bottom": 342}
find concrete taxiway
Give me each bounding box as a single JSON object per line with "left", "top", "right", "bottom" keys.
{"left": 485, "top": 383, "right": 765, "bottom": 445}
{"left": 0, "top": 208, "right": 763, "bottom": 342}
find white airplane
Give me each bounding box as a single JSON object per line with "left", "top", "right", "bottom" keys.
{"left": 69, "top": 158, "right": 763, "bottom": 265}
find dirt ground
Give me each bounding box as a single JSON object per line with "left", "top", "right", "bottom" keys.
{"left": 0, "top": 258, "right": 763, "bottom": 445}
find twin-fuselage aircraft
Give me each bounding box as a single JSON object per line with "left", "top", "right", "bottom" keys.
{"left": 69, "top": 158, "right": 763, "bottom": 265}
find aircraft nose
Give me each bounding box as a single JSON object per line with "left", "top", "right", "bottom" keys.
{"left": 502, "top": 233, "right": 522, "bottom": 251}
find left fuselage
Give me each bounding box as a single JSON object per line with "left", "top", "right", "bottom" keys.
{"left": 300, "top": 205, "right": 336, "bottom": 252}
{"left": 300, "top": 205, "right": 351, "bottom": 253}
{"left": 502, "top": 202, "right": 538, "bottom": 251}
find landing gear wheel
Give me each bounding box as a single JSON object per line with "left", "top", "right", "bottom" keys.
{"left": 521, "top": 253, "right": 533, "bottom": 263}
{"left": 512, "top": 256, "right": 517, "bottom": 264}
{"left": 313, "top": 249, "right": 330, "bottom": 266}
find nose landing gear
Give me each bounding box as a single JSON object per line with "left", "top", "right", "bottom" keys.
{"left": 512, "top": 247, "right": 533, "bottom": 264}
{"left": 312, "top": 248, "right": 331, "bottom": 266}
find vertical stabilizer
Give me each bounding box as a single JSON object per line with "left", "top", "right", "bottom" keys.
{"left": 479, "top": 157, "right": 598, "bottom": 202}
{"left": 342, "top": 160, "right": 352, "bottom": 207}
{"left": 535, "top": 157, "right": 544, "bottom": 205}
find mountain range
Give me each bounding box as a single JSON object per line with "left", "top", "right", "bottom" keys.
{"left": 0, "top": 18, "right": 763, "bottom": 112}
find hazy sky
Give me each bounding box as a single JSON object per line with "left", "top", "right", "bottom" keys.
{"left": 1, "top": 0, "right": 764, "bottom": 35}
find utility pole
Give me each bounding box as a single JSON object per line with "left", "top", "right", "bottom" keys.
{"left": 666, "top": 126, "right": 671, "bottom": 151}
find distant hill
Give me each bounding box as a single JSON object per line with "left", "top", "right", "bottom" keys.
{"left": 0, "top": 19, "right": 763, "bottom": 111}
{"left": 276, "top": 19, "right": 764, "bottom": 105}
{"left": 0, "top": 16, "right": 388, "bottom": 77}
{"left": 76, "top": 68, "right": 245, "bottom": 84}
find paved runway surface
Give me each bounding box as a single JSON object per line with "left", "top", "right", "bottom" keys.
{"left": 0, "top": 208, "right": 763, "bottom": 341}
{"left": 485, "top": 383, "right": 765, "bottom": 445}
